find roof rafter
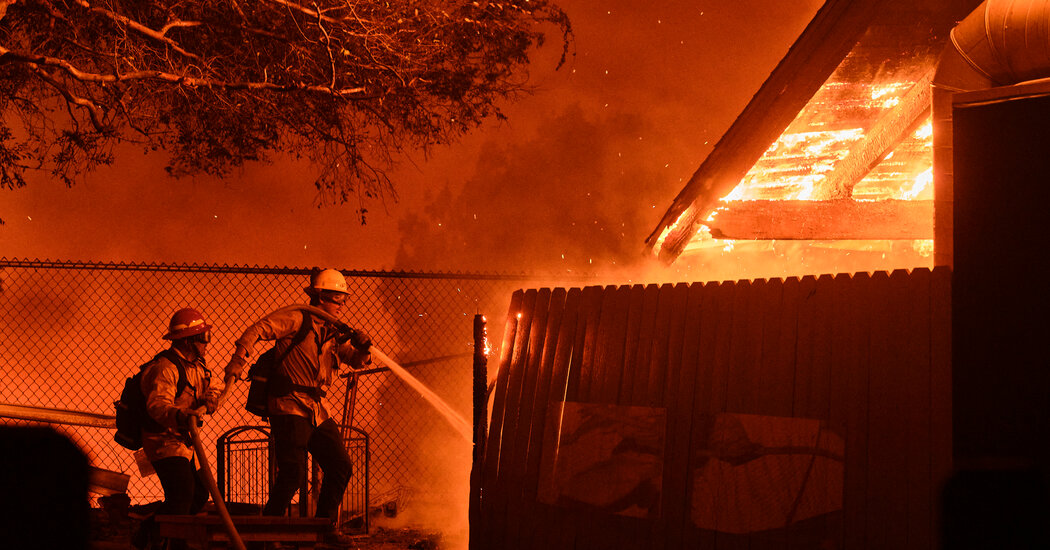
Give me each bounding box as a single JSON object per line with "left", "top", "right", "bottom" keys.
{"left": 707, "top": 199, "right": 933, "bottom": 240}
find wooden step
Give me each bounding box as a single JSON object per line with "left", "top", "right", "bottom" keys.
{"left": 157, "top": 515, "right": 333, "bottom": 549}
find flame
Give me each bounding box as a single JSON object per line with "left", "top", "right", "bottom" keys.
{"left": 724, "top": 127, "right": 865, "bottom": 201}
{"left": 670, "top": 76, "right": 937, "bottom": 273}
{"left": 899, "top": 167, "right": 932, "bottom": 200}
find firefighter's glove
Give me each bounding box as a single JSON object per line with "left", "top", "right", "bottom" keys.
{"left": 336, "top": 326, "right": 371, "bottom": 351}
{"left": 175, "top": 408, "right": 203, "bottom": 429}
{"left": 350, "top": 330, "right": 372, "bottom": 352}
{"left": 225, "top": 354, "right": 248, "bottom": 381}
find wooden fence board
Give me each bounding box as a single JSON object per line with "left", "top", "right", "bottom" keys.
{"left": 532, "top": 289, "right": 583, "bottom": 550}
{"left": 628, "top": 285, "right": 662, "bottom": 405}
{"left": 549, "top": 285, "right": 604, "bottom": 550}
{"left": 928, "top": 266, "right": 952, "bottom": 550}
{"left": 573, "top": 286, "right": 606, "bottom": 403}
{"left": 620, "top": 285, "right": 647, "bottom": 404}
{"left": 725, "top": 278, "right": 760, "bottom": 416}
{"left": 683, "top": 281, "right": 731, "bottom": 549}
{"left": 762, "top": 277, "right": 793, "bottom": 418}
{"left": 748, "top": 276, "right": 790, "bottom": 550}
{"left": 490, "top": 289, "right": 544, "bottom": 550}
{"left": 596, "top": 285, "right": 632, "bottom": 404}
{"left": 867, "top": 270, "right": 909, "bottom": 550}
{"left": 842, "top": 272, "right": 870, "bottom": 550}
{"left": 647, "top": 284, "right": 677, "bottom": 408}
{"left": 780, "top": 274, "right": 835, "bottom": 550}
{"left": 562, "top": 285, "right": 609, "bottom": 550}
{"left": 480, "top": 289, "right": 533, "bottom": 545}
{"left": 663, "top": 283, "right": 708, "bottom": 550}
{"left": 564, "top": 286, "right": 603, "bottom": 402}
{"left": 703, "top": 280, "right": 738, "bottom": 550}
{"left": 522, "top": 288, "right": 568, "bottom": 499}
{"left": 622, "top": 284, "right": 660, "bottom": 550}
{"left": 816, "top": 273, "right": 845, "bottom": 550}
{"left": 903, "top": 269, "right": 932, "bottom": 550}
{"left": 715, "top": 279, "right": 755, "bottom": 550}
{"left": 511, "top": 288, "right": 566, "bottom": 550}
{"left": 500, "top": 288, "right": 550, "bottom": 489}
{"left": 580, "top": 284, "right": 639, "bottom": 550}
{"left": 479, "top": 290, "right": 523, "bottom": 549}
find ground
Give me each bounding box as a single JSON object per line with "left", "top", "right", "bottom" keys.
{"left": 89, "top": 506, "right": 444, "bottom": 550}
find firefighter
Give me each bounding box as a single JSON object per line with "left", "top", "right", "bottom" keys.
{"left": 224, "top": 268, "right": 371, "bottom": 546}
{"left": 134, "top": 307, "right": 223, "bottom": 550}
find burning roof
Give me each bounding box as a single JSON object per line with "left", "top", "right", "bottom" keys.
{"left": 646, "top": 0, "right": 982, "bottom": 272}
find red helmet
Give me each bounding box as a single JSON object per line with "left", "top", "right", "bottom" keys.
{"left": 163, "top": 308, "right": 211, "bottom": 340}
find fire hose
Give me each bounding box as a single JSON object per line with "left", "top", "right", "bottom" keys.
{"left": 219, "top": 304, "right": 472, "bottom": 441}
{"left": 187, "top": 411, "right": 246, "bottom": 550}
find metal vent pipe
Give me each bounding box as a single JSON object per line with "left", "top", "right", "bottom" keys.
{"left": 950, "top": 0, "right": 1050, "bottom": 86}
{"left": 932, "top": 0, "right": 1050, "bottom": 266}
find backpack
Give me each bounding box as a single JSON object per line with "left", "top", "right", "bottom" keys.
{"left": 245, "top": 312, "right": 313, "bottom": 419}
{"left": 113, "top": 349, "right": 187, "bottom": 450}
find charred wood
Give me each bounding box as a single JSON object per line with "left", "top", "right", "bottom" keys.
{"left": 708, "top": 199, "right": 933, "bottom": 240}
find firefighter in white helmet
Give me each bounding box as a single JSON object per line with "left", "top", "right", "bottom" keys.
{"left": 224, "top": 268, "right": 370, "bottom": 546}
{"left": 134, "top": 307, "right": 223, "bottom": 550}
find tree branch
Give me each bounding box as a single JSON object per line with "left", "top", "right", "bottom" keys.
{"left": 29, "top": 65, "right": 105, "bottom": 131}
{"left": 0, "top": 46, "right": 371, "bottom": 97}
{"left": 314, "top": 2, "right": 337, "bottom": 89}
{"left": 263, "top": 0, "right": 341, "bottom": 24}
{"left": 71, "top": 0, "right": 202, "bottom": 61}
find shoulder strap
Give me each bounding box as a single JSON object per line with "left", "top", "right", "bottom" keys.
{"left": 153, "top": 349, "right": 189, "bottom": 396}
{"left": 275, "top": 311, "right": 313, "bottom": 367}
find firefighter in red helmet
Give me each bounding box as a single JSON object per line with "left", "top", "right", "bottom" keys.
{"left": 133, "top": 307, "right": 223, "bottom": 550}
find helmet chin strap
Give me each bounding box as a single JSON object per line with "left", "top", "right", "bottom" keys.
{"left": 173, "top": 338, "right": 204, "bottom": 363}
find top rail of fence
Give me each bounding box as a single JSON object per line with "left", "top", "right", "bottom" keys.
{"left": 0, "top": 258, "right": 597, "bottom": 282}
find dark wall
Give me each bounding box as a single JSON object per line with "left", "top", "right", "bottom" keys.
{"left": 952, "top": 94, "right": 1050, "bottom": 468}
{"left": 950, "top": 93, "right": 1050, "bottom": 548}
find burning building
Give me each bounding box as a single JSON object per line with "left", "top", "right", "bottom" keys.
{"left": 473, "top": 0, "right": 1050, "bottom": 549}
{"left": 644, "top": 0, "right": 1009, "bottom": 278}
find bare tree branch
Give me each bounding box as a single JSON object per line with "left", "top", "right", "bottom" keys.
{"left": 29, "top": 65, "right": 105, "bottom": 130}
{"left": 264, "top": 0, "right": 341, "bottom": 24}
{"left": 70, "top": 0, "right": 202, "bottom": 61}
{"left": 0, "top": 0, "right": 573, "bottom": 214}
{"left": 1, "top": 46, "right": 370, "bottom": 96}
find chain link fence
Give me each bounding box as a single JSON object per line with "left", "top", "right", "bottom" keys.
{"left": 0, "top": 259, "right": 574, "bottom": 522}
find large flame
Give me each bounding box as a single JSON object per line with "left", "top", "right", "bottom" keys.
{"left": 655, "top": 77, "right": 936, "bottom": 279}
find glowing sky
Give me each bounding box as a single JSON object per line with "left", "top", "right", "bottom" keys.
{"left": 0, "top": 0, "right": 823, "bottom": 275}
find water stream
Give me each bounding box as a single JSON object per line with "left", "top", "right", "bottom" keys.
{"left": 245, "top": 304, "right": 474, "bottom": 442}
{"left": 371, "top": 347, "right": 473, "bottom": 442}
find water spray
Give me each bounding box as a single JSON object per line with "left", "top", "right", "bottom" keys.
{"left": 228, "top": 304, "right": 472, "bottom": 442}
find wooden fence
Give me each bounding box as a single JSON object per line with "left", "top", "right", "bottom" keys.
{"left": 472, "top": 267, "right": 951, "bottom": 550}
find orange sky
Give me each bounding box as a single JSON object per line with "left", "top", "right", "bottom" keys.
{"left": 0, "top": 0, "right": 823, "bottom": 276}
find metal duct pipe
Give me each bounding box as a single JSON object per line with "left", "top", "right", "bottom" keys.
{"left": 931, "top": 0, "right": 1050, "bottom": 266}
{"left": 950, "top": 0, "right": 1050, "bottom": 86}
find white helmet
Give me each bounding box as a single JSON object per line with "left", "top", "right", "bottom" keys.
{"left": 308, "top": 268, "right": 348, "bottom": 294}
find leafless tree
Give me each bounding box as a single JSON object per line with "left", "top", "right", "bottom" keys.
{"left": 0, "top": 0, "right": 571, "bottom": 222}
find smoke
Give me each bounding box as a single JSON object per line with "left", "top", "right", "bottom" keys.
{"left": 394, "top": 103, "right": 678, "bottom": 276}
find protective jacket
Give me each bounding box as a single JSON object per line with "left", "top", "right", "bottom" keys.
{"left": 140, "top": 348, "right": 222, "bottom": 461}
{"left": 230, "top": 307, "right": 358, "bottom": 425}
